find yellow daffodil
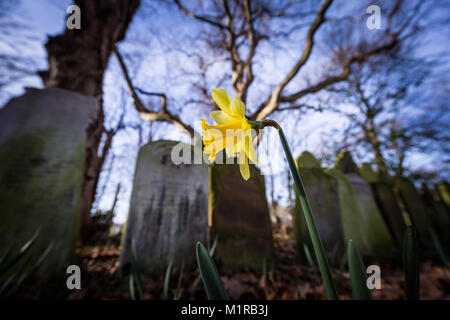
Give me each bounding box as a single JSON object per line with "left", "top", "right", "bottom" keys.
{"left": 201, "top": 88, "right": 258, "bottom": 180}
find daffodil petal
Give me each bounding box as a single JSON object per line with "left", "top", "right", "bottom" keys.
{"left": 230, "top": 97, "right": 245, "bottom": 118}
{"left": 246, "top": 138, "right": 258, "bottom": 164}
{"left": 212, "top": 88, "right": 231, "bottom": 114}
{"left": 226, "top": 139, "right": 241, "bottom": 157}
{"left": 239, "top": 157, "right": 250, "bottom": 181}
{"left": 210, "top": 110, "right": 234, "bottom": 124}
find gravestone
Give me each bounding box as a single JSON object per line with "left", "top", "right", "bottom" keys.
{"left": 331, "top": 152, "right": 395, "bottom": 257}
{"left": 210, "top": 154, "right": 274, "bottom": 271}
{"left": 437, "top": 182, "right": 450, "bottom": 208}
{"left": 120, "top": 140, "right": 209, "bottom": 275}
{"left": 398, "top": 178, "right": 433, "bottom": 246}
{"left": 0, "top": 88, "right": 97, "bottom": 280}
{"left": 421, "top": 184, "right": 450, "bottom": 251}
{"left": 359, "top": 163, "right": 405, "bottom": 247}
{"left": 294, "top": 152, "right": 344, "bottom": 260}
{"left": 359, "top": 163, "right": 380, "bottom": 183}
{"left": 370, "top": 182, "right": 406, "bottom": 247}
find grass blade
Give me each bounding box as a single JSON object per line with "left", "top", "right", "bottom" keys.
{"left": 403, "top": 226, "right": 420, "bottom": 300}
{"left": 297, "top": 287, "right": 303, "bottom": 300}
{"left": 129, "top": 273, "right": 136, "bottom": 300}
{"left": 130, "top": 239, "right": 144, "bottom": 300}
{"left": 0, "top": 229, "right": 40, "bottom": 274}
{"left": 429, "top": 227, "right": 448, "bottom": 266}
{"left": 162, "top": 231, "right": 183, "bottom": 300}
{"left": 303, "top": 243, "right": 316, "bottom": 271}
{"left": 196, "top": 242, "right": 229, "bottom": 300}
{"left": 174, "top": 260, "right": 185, "bottom": 300}
{"left": 347, "top": 239, "right": 372, "bottom": 300}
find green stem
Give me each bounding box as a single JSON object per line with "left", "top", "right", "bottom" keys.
{"left": 277, "top": 126, "right": 338, "bottom": 300}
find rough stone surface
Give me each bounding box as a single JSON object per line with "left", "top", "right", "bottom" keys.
{"left": 120, "top": 140, "right": 209, "bottom": 276}
{"left": 0, "top": 88, "right": 97, "bottom": 280}
{"left": 294, "top": 152, "right": 344, "bottom": 260}
{"left": 210, "top": 155, "right": 274, "bottom": 271}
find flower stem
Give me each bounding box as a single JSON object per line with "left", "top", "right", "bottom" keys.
{"left": 259, "top": 120, "right": 338, "bottom": 299}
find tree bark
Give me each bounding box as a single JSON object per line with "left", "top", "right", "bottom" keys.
{"left": 39, "top": 0, "right": 140, "bottom": 242}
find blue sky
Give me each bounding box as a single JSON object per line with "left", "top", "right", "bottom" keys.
{"left": 1, "top": 0, "right": 449, "bottom": 223}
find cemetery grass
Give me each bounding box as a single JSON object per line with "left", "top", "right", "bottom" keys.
{"left": 9, "top": 223, "right": 450, "bottom": 300}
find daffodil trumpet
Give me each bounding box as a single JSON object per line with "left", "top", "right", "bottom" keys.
{"left": 201, "top": 88, "right": 338, "bottom": 299}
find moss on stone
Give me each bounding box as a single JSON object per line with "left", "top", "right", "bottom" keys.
{"left": 328, "top": 168, "right": 395, "bottom": 257}
{"left": 359, "top": 163, "right": 380, "bottom": 183}
{"left": 296, "top": 151, "right": 321, "bottom": 169}
{"left": 0, "top": 128, "right": 85, "bottom": 281}
{"left": 210, "top": 155, "right": 274, "bottom": 272}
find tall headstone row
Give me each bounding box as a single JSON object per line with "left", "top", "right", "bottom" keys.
{"left": 294, "top": 151, "right": 449, "bottom": 260}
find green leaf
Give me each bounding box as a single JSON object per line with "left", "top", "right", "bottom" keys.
{"left": 403, "top": 226, "right": 420, "bottom": 300}
{"left": 190, "top": 236, "right": 219, "bottom": 298}
{"left": 196, "top": 242, "right": 229, "bottom": 300}
{"left": 347, "top": 239, "right": 372, "bottom": 300}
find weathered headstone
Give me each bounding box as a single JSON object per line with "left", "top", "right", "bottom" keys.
{"left": 120, "top": 140, "right": 209, "bottom": 275}
{"left": 331, "top": 152, "right": 395, "bottom": 257}
{"left": 0, "top": 88, "right": 97, "bottom": 280}
{"left": 359, "top": 163, "right": 406, "bottom": 247}
{"left": 370, "top": 182, "right": 406, "bottom": 247}
{"left": 210, "top": 154, "right": 274, "bottom": 271}
{"left": 294, "top": 152, "right": 344, "bottom": 260}
{"left": 437, "top": 182, "right": 450, "bottom": 208}
{"left": 398, "top": 178, "right": 433, "bottom": 246}
{"left": 359, "top": 163, "right": 380, "bottom": 183}
{"left": 421, "top": 184, "right": 450, "bottom": 251}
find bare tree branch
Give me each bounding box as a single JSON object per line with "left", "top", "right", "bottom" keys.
{"left": 113, "top": 45, "right": 195, "bottom": 139}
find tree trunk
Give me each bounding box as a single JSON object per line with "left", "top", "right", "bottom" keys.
{"left": 39, "top": 0, "right": 140, "bottom": 242}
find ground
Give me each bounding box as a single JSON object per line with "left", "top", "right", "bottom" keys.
{"left": 12, "top": 222, "right": 450, "bottom": 300}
